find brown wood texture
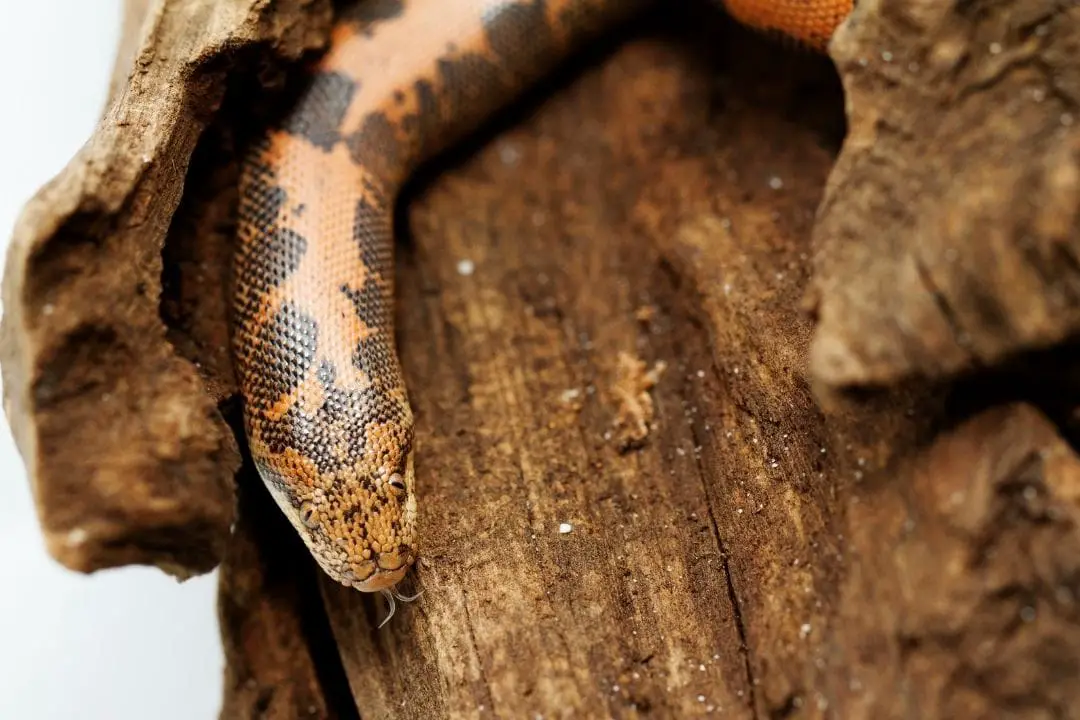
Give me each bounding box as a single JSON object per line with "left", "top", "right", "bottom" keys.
{"left": 3, "top": 1, "right": 1080, "bottom": 719}
{"left": 318, "top": 18, "right": 859, "bottom": 716}
{"left": 809, "top": 0, "right": 1080, "bottom": 391}
{"left": 0, "top": 0, "right": 333, "bottom": 577}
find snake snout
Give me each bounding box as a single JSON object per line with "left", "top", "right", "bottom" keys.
{"left": 335, "top": 545, "right": 416, "bottom": 592}
{"left": 352, "top": 563, "right": 409, "bottom": 592}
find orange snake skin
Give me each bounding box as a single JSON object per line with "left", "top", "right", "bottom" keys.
{"left": 232, "top": 0, "right": 852, "bottom": 620}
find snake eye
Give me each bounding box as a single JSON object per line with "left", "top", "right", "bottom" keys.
{"left": 299, "top": 501, "right": 318, "bottom": 528}
{"left": 388, "top": 473, "right": 406, "bottom": 495}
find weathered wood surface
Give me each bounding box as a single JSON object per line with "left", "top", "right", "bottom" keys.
{"left": 0, "top": 0, "right": 332, "bottom": 576}
{"left": 3, "top": 0, "right": 1080, "bottom": 718}
{"left": 810, "top": 0, "right": 1080, "bottom": 391}
{"left": 316, "top": 18, "right": 859, "bottom": 716}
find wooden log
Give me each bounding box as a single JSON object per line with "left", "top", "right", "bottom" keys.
{"left": 3, "top": 1, "right": 1079, "bottom": 718}
{"left": 0, "top": 0, "right": 331, "bottom": 576}
{"left": 828, "top": 402, "right": 1080, "bottom": 718}
{"left": 809, "top": 0, "right": 1080, "bottom": 392}
{"left": 318, "top": 15, "right": 857, "bottom": 716}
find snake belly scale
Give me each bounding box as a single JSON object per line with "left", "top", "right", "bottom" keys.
{"left": 231, "top": 0, "right": 852, "bottom": 613}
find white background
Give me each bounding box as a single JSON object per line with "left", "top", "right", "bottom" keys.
{"left": 0, "top": 2, "right": 224, "bottom": 718}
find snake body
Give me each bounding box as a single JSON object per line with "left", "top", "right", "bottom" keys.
{"left": 232, "top": 0, "right": 852, "bottom": 602}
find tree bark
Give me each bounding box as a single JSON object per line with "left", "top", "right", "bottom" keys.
{"left": 809, "top": 0, "right": 1080, "bottom": 392}
{"left": 0, "top": 0, "right": 332, "bottom": 577}
{"left": 3, "top": 1, "right": 1079, "bottom": 719}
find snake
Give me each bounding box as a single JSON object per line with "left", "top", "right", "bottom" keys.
{"left": 231, "top": 0, "right": 852, "bottom": 624}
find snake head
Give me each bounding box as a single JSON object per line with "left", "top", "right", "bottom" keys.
{"left": 257, "top": 435, "right": 418, "bottom": 593}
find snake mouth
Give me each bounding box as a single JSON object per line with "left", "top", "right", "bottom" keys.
{"left": 350, "top": 564, "right": 409, "bottom": 592}
{"left": 336, "top": 549, "right": 415, "bottom": 592}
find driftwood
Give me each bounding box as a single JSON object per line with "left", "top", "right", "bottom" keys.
{"left": 0, "top": 0, "right": 332, "bottom": 576}
{"left": 809, "top": 0, "right": 1080, "bottom": 390}
{"left": 3, "top": 0, "right": 1080, "bottom": 718}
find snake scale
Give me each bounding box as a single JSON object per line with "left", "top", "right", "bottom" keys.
{"left": 232, "top": 0, "right": 852, "bottom": 623}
